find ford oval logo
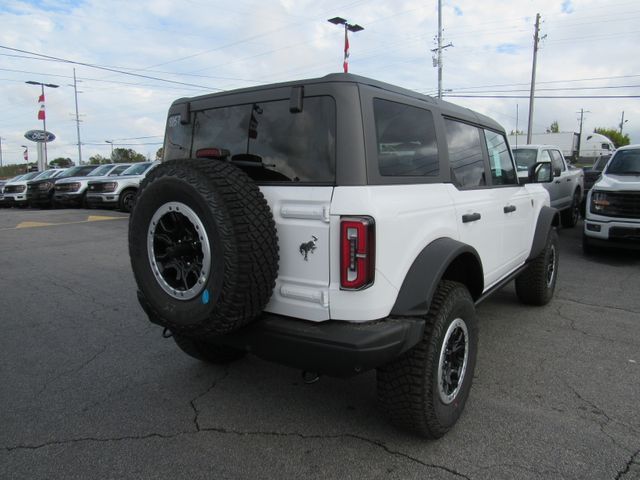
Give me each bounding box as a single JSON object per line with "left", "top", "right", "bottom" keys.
{"left": 24, "top": 130, "right": 56, "bottom": 143}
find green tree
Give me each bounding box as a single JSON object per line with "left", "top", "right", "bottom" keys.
{"left": 89, "top": 154, "right": 109, "bottom": 165}
{"left": 112, "top": 148, "right": 146, "bottom": 163}
{"left": 546, "top": 121, "right": 560, "bottom": 133}
{"left": 155, "top": 147, "right": 164, "bottom": 160}
{"left": 49, "top": 157, "right": 73, "bottom": 168}
{"left": 593, "top": 127, "right": 630, "bottom": 148}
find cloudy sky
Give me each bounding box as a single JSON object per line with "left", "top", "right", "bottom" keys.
{"left": 0, "top": 0, "right": 638, "bottom": 165}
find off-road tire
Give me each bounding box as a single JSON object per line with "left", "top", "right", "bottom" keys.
{"left": 129, "top": 158, "right": 278, "bottom": 336}
{"left": 119, "top": 188, "right": 137, "bottom": 213}
{"left": 377, "top": 280, "right": 478, "bottom": 438}
{"left": 561, "top": 191, "right": 580, "bottom": 228}
{"left": 515, "top": 229, "right": 558, "bottom": 305}
{"left": 173, "top": 334, "right": 246, "bottom": 364}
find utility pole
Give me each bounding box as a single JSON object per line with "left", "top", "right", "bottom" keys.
{"left": 527, "top": 13, "right": 545, "bottom": 144}
{"left": 432, "top": 0, "right": 453, "bottom": 100}
{"left": 72, "top": 68, "right": 83, "bottom": 165}
{"left": 577, "top": 108, "right": 590, "bottom": 158}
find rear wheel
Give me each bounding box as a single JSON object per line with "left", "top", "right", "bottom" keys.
{"left": 173, "top": 335, "right": 246, "bottom": 364}
{"left": 377, "top": 280, "right": 478, "bottom": 438}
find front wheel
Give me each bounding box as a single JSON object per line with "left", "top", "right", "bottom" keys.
{"left": 515, "top": 229, "right": 559, "bottom": 305}
{"left": 377, "top": 280, "right": 478, "bottom": 438}
{"left": 119, "top": 189, "right": 137, "bottom": 213}
{"left": 561, "top": 191, "right": 580, "bottom": 228}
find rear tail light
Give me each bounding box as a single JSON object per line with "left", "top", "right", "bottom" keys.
{"left": 340, "top": 216, "right": 375, "bottom": 290}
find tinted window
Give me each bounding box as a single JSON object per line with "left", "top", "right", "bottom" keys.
{"left": 484, "top": 130, "right": 517, "bottom": 185}
{"left": 444, "top": 119, "right": 486, "bottom": 188}
{"left": 111, "top": 165, "right": 131, "bottom": 175}
{"left": 606, "top": 149, "right": 640, "bottom": 174}
{"left": 513, "top": 149, "right": 538, "bottom": 173}
{"left": 549, "top": 150, "right": 565, "bottom": 172}
{"left": 191, "top": 97, "right": 336, "bottom": 183}
{"left": 594, "top": 155, "right": 611, "bottom": 171}
{"left": 373, "top": 99, "right": 439, "bottom": 176}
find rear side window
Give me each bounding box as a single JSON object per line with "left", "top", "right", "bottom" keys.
{"left": 373, "top": 99, "right": 439, "bottom": 176}
{"left": 191, "top": 97, "right": 336, "bottom": 183}
{"left": 484, "top": 130, "right": 517, "bottom": 185}
{"left": 444, "top": 119, "right": 486, "bottom": 188}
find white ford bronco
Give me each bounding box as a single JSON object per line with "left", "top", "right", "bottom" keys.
{"left": 129, "top": 74, "right": 560, "bottom": 438}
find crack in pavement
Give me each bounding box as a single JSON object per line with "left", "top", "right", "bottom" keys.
{"left": 555, "top": 305, "right": 639, "bottom": 347}
{"left": 4, "top": 427, "right": 471, "bottom": 479}
{"left": 189, "top": 369, "right": 229, "bottom": 432}
{"left": 564, "top": 381, "right": 639, "bottom": 448}
{"left": 616, "top": 449, "right": 640, "bottom": 479}
{"left": 556, "top": 296, "right": 640, "bottom": 316}
{"left": 36, "top": 345, "right": 108, "bottom": 396}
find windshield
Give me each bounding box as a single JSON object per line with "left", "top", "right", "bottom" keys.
{"left": 513, "top": 149, "right": 539, "bottom": 171}
{"left": 121, "top": 162, "right": 152, "bottom": 176}
{"left": 9, "top": 175, "right": 25, "bottom": 182}
{"left": 593, "top": 155, "right": 611, "bottom": 171}
{"left": 21, "top": 171, "right": 42, "bottom": 180}
{"left": 58, "top": 166, "right": 96, "bottom": 179}
{"left": 88, "top": 164, "right": 115, "bottom": 176}
{"left": 37, "top": 169, "right": 62, "bottom": 179}
{"left": 605, "top": 149, "right": 640, "bottom": 175}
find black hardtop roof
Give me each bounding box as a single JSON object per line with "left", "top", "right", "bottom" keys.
{"left": 170, "top": 73, "right": 503, "bottom": 132}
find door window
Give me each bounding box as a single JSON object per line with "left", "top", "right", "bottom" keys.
{"left": 444, "top": 119, "right": 486, "bottom": 188}
{"left": 484, "top": 130, "right": 517, "bottom": 185}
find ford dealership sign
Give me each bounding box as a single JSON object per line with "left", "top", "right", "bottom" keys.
{"left": 24, "top": 130, "right": 55, "bottom": 143}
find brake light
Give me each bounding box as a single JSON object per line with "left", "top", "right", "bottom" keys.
{"left": 340, "top": 216, "right": 375, "bottom": 290}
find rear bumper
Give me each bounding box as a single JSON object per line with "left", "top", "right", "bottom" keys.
{"left": 139, "top": 290, "right": 424, "bottom": 377}
{"left": 216, "top": 314, "right": 424, "bottom": 377}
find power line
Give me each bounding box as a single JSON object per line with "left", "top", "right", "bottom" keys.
{"left": 445, "top": 94, "right": 640, "bottom": 99}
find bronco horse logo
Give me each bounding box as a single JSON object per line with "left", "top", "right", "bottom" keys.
{"left": 299, "top": 236, "right": 318, "bottom": 261}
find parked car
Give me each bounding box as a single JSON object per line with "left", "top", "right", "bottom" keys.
{"left": 128, "top": 73, "right": 560, "bottom": 439}
{"left": 512, "top": 144, "right": 584, "bottom": 227}
{"left": 25, "top": 168, "right": 67, "bottom": 208}
{"left": 86, "top": 161, "right": 158, "bottom": 212}
{"left": 583, "top": 145, "right": 640, "bottom": 253}
{"left": 53, "top": 163, "right": 132, "bottom": 208}
{"left": 0, "top": 175, "right": 24, "bottom": 207}
{"left": 584, "top": 154, "right": 611, "bottom": 193}
{"left": 2, "top": 170, "right": 52, "bottom": 207}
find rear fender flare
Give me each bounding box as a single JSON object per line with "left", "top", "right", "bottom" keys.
{"left": 527, "top": 206, "right": 560, "bottom": 261}
{"left": 390, "top": 238, "right": 483, "bottom": 316}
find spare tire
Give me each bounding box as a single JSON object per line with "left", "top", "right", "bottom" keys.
{"left": 129, "top": 158, "right": 278, "bottom": 335}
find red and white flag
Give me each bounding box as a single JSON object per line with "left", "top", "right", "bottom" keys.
{"left": 23, "top": 148, "right": 28, "bottom": 161}
{"left": 37, "top": 93, "right": 45, "bottom": 120}
{"left": 343, "top": 29, "right": 350, "bottom": 73}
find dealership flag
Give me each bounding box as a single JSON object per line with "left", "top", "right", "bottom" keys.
{"left": 37, "top": 94, "right": 45, "bottom": 120}
{"left": 23, "top": 148, "right": 28, "bottom": 161}
{"left": 343, "top": 29, "right": 350, "bottom": 73}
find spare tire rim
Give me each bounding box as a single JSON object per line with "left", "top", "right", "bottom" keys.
{"left": 437, "top": 318, "right": 469, "bottom": 405}
{"left": 546, "top": 245, "right": 557, "bottom": 287}
{"left": 148, "top": 201, "right": 211, "bottom": 301}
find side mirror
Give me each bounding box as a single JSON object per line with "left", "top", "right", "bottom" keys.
{"left": 529, "top": 162, "right": 553, "bottom": 183}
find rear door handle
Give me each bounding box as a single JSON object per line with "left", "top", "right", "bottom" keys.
{"left": 462, "top": 212, "right": 481, "bottom": 223}
{"left": 503, "top": 205, "right": 516, "bottom": 213}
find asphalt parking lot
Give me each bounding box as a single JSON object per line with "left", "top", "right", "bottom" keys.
{"left": 1, "top": 208, "right": 639, "bottom": 480}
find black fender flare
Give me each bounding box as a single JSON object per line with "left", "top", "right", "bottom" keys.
{"left": 527, "top": 206, "right": 560, "bottom": 261}
{"left": 390, "top": 238, "right": 484, "bottom": 317}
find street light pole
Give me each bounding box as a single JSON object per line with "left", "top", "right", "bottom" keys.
{"left": 73, "top": 68, "right": 83, "bottom": 165}
{"left": 105, "top": 140, "right": 114, "bottom": 160}
{"left": 25, "top": 80, "right": 59, "bottom": 169}
{"left": 0, "top": 136, "right": 4, "bottom": 168}
{"left": 328, "top": 17, "right": 364, "bottom": 73}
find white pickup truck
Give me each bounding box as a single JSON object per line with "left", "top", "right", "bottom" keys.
{"left": 513, "top": 144, "right": 584, "bottom": 228}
